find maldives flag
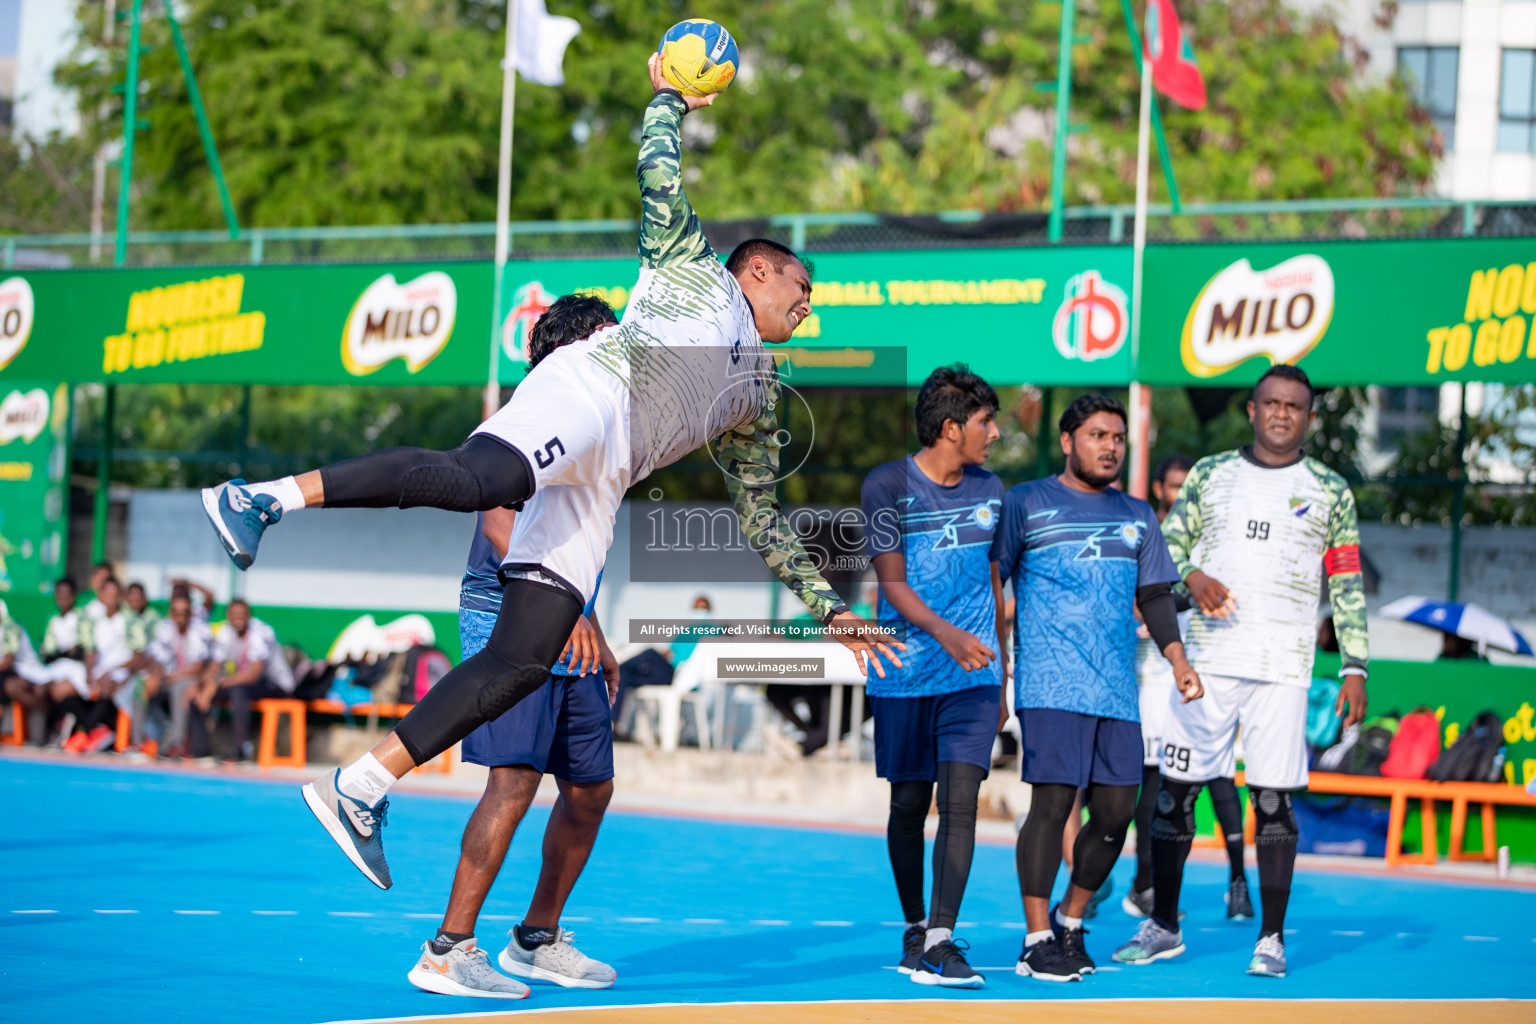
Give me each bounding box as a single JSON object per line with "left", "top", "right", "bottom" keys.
{"left": 1146, "top": 0, "right": 1207, "bottom": 110}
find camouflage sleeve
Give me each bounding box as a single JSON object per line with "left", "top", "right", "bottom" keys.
{"left": 0, "top": 620, "right": 19, "bottom": 659}
{"left": 1160, "top": 459, "right": 1208, "bottom": 580}
{"left": 716, "top": 379, "right": 849, "bottom": 623}
{"left": 636, "top": 92, "right": 714, "bottom": 269}
{"left": 40, "top": 616, "right": 59, "bottom": 657}
{"left": 126, "top": 615, "right": 149, "bottom": 653}
{"left": 1321, "top": 471, "right": 1369, "bottom": 676}
{"left": 78, "top": 614, "right": 96, "bottom": 653}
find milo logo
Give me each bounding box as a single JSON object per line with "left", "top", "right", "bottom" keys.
{"left": 0, "top": 277, "right": 35, "bottom": 371}
{"left": 342, "top": 272, "right": 457, "bottom": 375}
{"left": 1181, "top": 255, "right": 1334, "bottom": 378}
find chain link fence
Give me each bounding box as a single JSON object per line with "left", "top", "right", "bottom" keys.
{"left": 5, "top": 199, "right": 1534, "bottom": 270}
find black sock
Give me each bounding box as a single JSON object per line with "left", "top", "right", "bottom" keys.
{"left": 887, "top": 780, "right": 932, "bottom": 925}
{"left": 1207, "top": 776, "right": 1247, "bottom": 883}
{"left": 516, "top": 923, "right": 558, "bottom": 948}
{"left": 1151, "top": 779, "right": 1201, "bottom": 929}
{"left": 1132, "top": 766, "right": 1159, "bottom": 892}
{"left": 431, "top": 929, "right": 474, "bottom": 954}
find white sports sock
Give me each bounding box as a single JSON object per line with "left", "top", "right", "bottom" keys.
{"left": 923, "top": 927, "right": 952, "bottom": 951}
{"left": 1025, "top": 928, "right": 1054, "bottom": 948}
{"left": 336, "top": 753, "right": 396, "bottom": 805}
{"left": 1055, "top": 906, "right": 1083, "bottom": 931}
{"left": 246, "top": 476, "right": 305, "bottom": 514}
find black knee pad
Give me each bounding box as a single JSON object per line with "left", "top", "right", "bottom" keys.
{"left": 1250, "top": 788, "right": 1299, "bottom": 846}
{"left": 1150, "top": 779, "right": 1201, "bottom": 842}
{"left": 890, "top": 780, "right": 931, "bottom": 823}
{"left": 398, "top": 436, "right": 532, "bottom": 511}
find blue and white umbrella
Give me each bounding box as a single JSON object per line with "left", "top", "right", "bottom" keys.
{"left": 1379, "top": 596, "right": 1534, "bottom": 656}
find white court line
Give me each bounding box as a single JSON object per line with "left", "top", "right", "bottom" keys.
{"left": 814, "top": 921, "right": 855, "bottom": 927}
{"left": 1198, "top": 927, "right": 1221, "bottom": 933}
{"left": 998, "top": 922, "right": 1028, "bottom": 929}
{"left": 956, "top": 921, "right": 977, "bottom": 928}
{"left": 173, "top": 910, "right": 219, "bottom": 915}
{"left": 751, "top": 919, "right": 791, "bottom": 926}
{"left": 254, "top": 911, "right": 298, "bottom": 916}
{"left": 93, "top": 909, "right": 138, "bottom": 914}
{"left": 563, "top": 916, "right": 592, "bottom": 922}
{"left": 481, "top": 915, "right": 516, "bottom": 921}
{"left": 1284, "top": 928, "right": 1298, "bottom": 935}
{"left": 11, "top": 910, "right": 57, "bottom": 914}
{"left": 1396, "top": 932, "right": 1423, "bottom": 938}
{"left": 880, "top": 921, "right": 909, "bottom": 927}
{"left": 402, "top": 913, "right": 439, "bottom": 919}
{"left": 1333, "top": 930, "right": 1364, "bottom": 936}
{"left": 684, "top": 918, "right": 727, "bottom": 925}
{"left": 328, "top": 912, "right": 375, "bottom": 918}
{"left": 616, "top": 917, "right": 660, "bottom": 924}
{"left": 1464, "top": 935, "right": 1499, "bottom": 942}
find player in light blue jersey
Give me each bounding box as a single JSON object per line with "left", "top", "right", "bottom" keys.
{"left": 861, "top": 365, "right": 1006, "bottom": 990}
{"left": 998, "top": 395, "right": 1203, "bottom": 982}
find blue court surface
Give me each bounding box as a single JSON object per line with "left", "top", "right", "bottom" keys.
{"left": 2, "top": 756, "right": 1534, "bottom": 1023}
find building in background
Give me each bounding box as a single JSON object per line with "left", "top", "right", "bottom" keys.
{"left": 0, "top": 0, "right": 19, "bottom": 130}
{"left": 1302, "top": 0, "right": 1536, "bottom": 200}
{"left": 11, "top": 0, "right": 75, "bottom": 139}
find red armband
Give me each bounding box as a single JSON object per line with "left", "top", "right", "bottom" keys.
{"left": 1323, "top": 544, "right": 1361, "bottom": 576}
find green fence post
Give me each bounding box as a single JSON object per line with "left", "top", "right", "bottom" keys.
{"left": 91, "top": 385, "right": 116, "bottom": 565}
{"left": 1448, "top": 384, "right": 1467, "bottom": 601}
{"left": 164, "top": 5, "right": 239, "bottom": 240}
{"left": 113, "top": 0, "right": 143, "bottom": 268}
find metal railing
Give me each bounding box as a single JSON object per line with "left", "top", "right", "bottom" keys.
{"left": 4, "top": 197, "right": 1533, "bottom": 270}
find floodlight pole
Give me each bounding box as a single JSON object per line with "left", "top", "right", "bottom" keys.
{"left": 487, "top": 0, "right": 520, "bottom": 421}
{"left": 1047, "top": 0, "right": 1076, "bottom": 244}
{"left": 112, "top": 0, "right": 143, "bottom": 268}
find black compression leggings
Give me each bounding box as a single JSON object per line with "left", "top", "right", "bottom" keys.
{"left": 1132, "top": 765, "right": 1160, "bottom": 891}
{"left": 1017, "top": 782, "right": 1138, "bottom": 900}
{"left": 394, "top": 578, "right": 582, "bottom": 764}
{"left": 886, "top": 762, "right": 987, "bottom": 930}
{"left": 318, "top": 434, "right": 534, "bottom": 512}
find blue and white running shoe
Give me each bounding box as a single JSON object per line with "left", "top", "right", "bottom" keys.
{"left": 201, "top": 479, "right": 281, "bottom": 571}
{"left": 301, "top": 768, "right": 392, "bottom": 890}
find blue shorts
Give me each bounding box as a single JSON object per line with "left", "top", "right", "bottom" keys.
{"left": 1018, "top": 708, "right": 1142, "bottom": 788}
{"left": 458, "top": 607, "right": 614, "bottom": 783}
{"left": 870, "top": 685, "right": 1000, "bottom": 782}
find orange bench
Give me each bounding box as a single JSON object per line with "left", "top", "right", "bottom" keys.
{"left": 256, "top": 698, "right": 453, "bottom": 774}
{"left": 2, "top": 703, "right": 27, "bottom": 745}
{"left": 1234, "top": 770, "right": 1536, "bottom": 867}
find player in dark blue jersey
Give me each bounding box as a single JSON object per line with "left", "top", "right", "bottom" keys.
{"left": 861, "top": 365, "right": 1006, "bottom": 990}
{"left": 407, "top": 296, "right": 624, "bottom": 1000}
{"left": 997, "top": 395, "right": 1202, "bottom": 983}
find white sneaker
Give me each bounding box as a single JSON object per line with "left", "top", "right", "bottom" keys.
{"left": 407, "top": 938, "right": 529, "bottom": 999}
{"left": 499, "top": 927, "right": 617, "bottom": 989}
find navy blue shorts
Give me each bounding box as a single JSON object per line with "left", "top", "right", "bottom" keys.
{"left": 458, "top": 607, "right": 614, "bottom": 783}
{"left": 870, "top": 685, "right": 1000, "bottom": 782}
{"left": 1018, "top": 708, "right": 1143, "bottom": 787}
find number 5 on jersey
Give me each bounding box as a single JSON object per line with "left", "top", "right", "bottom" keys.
{"left": 533, "top": 436, "right": 565, "bottom": 469}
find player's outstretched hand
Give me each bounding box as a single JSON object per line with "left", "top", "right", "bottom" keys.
{"left": 1186, "top": 569, "right": 1237, "bottom": 619}
{"left": 560, "top": 615, "right": 601, "bottom": 677}
{"left": 826, "top": 611, "right": 906, "bottom": 679}
{"left": 1336, "top": 673, "right": 1368, "bottom": 727}
{"left": 937, "top": 624, "right": 996, "bottom": 673}
{"left": 648, "top": 53, "right": 718, "bottom": 112}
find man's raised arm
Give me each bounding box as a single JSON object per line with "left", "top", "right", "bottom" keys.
{"left": 637, "top": 70, "right": 714, "bottom": 270}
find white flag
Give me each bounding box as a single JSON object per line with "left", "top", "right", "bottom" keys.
{"left": 512, "top": 0, "right": 581, "bottom": 87}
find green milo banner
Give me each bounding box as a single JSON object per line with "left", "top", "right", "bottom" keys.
{"left": 1139, "top": 236, "right": 1536, "bottom": 386}
{"left": 497, "top": 246, "right": 1135, "bottom": 386}
{"left": 0, "top": 379, "right": 68, "bottom": 599}
{"left": 0, "top": 264, "right": 494, "bottom": 386}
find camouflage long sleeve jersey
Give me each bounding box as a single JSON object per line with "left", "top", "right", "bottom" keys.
{"left": 1162, "top": 448, "right": 1368, "bottom": 686}
{"left": 627, "top": 92, "right": 848, "bottom": 623}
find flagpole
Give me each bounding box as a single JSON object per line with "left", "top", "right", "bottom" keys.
{"left": 486, "top": 0, "right": 520, "bottom": 421}
{"left": 1128, "top": 50, "right": 1154, "bottom": 501}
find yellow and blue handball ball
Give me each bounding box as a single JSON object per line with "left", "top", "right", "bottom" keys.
{"left": 657, "top": 19, "right": 739, "bottom": 98}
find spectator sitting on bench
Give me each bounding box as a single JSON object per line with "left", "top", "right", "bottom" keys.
{"left": 80, "top": 562, "right": 115, "bottom": 622}
{"left": 124, "top": 582, "right": 163, "bottom": 640}
{"left": 68, "top": 578, "right": 144, "bottom": 754}
{"left": 189, "top": 600, "right": 295, "bottom": 762}
{"left": 3, "top": 590, "right": 90, "bottom": 741}
{"left": 168, "top": 577, "right": 217, "bottom": 624}
{"left": 137, "top": 593, "right": 216, "bottom": 758}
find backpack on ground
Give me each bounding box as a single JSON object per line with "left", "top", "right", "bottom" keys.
{"left": 403, "top": 644, "right": 451, "bottom": 702}
{"left": 1306, "top": 676, "right": 1343, "bottom": 750}
{"left": 1427, "top": 710, "right": 1508, "bottom": 783}
{"left": 1380, "top": 706, "right": 1441, "bottom": 779}
{"left": 1340, "top": 711, "right": 1400, "bottom": 776}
